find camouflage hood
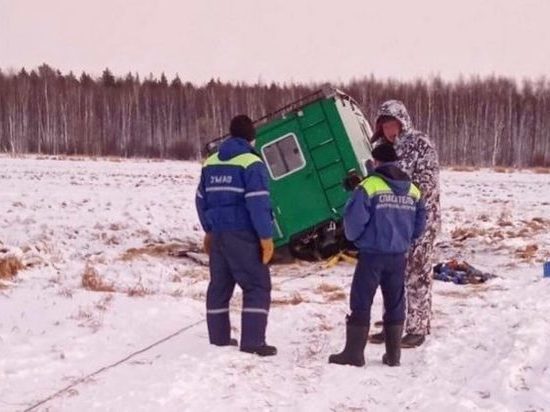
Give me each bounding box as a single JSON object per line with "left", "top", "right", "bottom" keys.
{"left": 375, "top": 99, "right": 413, "bottom": 136}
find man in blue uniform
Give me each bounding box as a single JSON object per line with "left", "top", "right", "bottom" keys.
{"left": 329, "top": 143, "right": 426, "bottom": 367}
{"left": 196, "top": 115, "right": 277, "bottom": 357}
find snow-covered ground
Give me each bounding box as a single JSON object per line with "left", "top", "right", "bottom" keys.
{"left": 1, "top": 156, "right": 549, "bottom": 412}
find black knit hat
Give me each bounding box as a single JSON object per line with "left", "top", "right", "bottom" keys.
{"left": 372, "top": 143, "right": 399, "bottom": 163}
{"left": 376, "top": 114, "right": 398, "bottom": 125}
{"left": 230, "top": 115, "right": 256, "bottom": 142}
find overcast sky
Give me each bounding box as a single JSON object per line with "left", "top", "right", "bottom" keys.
{"left": 1, "top": 0, "right": 549, "bottom": 84}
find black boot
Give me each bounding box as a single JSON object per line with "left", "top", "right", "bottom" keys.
{"left": 401, "top": 333, "right": 425, "bottom": 348}
{"left": 328, "top": 321, "right": 369, "bottom": 367}
{"left": 240, "top": 344, "right": 277, "bottom": 357}
{"left": 382, "top": 324, "right": 403, "bottom": 366}
{"left": 368, "top": 330, "right": 385, "bottom": 344}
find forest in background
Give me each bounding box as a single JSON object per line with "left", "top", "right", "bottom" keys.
{"left": 0, "top": 64, "right": 549, "bottom": 166}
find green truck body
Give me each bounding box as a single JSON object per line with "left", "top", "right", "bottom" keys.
{"left": 207, "top": 88, "right": 374, "bottom": 259}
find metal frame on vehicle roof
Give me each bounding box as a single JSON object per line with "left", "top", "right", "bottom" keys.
{"left": 204, "top": 85, "right": 359, "bottom": 155}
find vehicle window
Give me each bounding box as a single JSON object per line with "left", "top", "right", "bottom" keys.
{"left": 262, "top": 133, "right": 305, "bottom": 179}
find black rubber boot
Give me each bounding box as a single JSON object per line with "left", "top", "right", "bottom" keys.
{"left": 401, "top": 333, "right": 425, "bottom": 348}
{"left": 382, "top": 324, "right": 403, "bottom": 366}
{"left": 368, "top": 330, "right": 385, "bottom": 344}
{"left": 240, "top": 344, "right": 277, "bottom": 357}
{"left": 328, "top": 322, "right": 369, "bottom": 367}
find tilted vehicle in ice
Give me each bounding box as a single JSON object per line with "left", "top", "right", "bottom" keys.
{"left": 206, "top": 87, "right": 374, "bottom": 260}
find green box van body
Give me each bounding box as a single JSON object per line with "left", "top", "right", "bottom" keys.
{"left": 206, "top": 88, "right": 374, "bottom": 259}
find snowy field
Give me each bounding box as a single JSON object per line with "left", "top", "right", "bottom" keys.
{"left": 1, "top": 156, "right": 549, "bottom": 412}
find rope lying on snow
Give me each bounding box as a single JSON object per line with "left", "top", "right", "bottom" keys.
{"left": 23, "top": 319, "right": 205, "bottom": 412}
{"left": 22, "top": 263, "right": 335, "bottom": 410}
{"left": 24, "top": 260, "right": 340, "bottom": 412}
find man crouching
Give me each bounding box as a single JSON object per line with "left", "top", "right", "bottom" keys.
{"left": 329, "top": 143, "right": 426, "bottom": 367}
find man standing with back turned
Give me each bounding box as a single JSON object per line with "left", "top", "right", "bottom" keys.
{"left": 195, "top": 115, "right": 277, "bottom": 357}
{"left": 329, "top": 143, "right": 426, "bottom": 367}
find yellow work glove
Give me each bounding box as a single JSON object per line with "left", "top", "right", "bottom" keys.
{"left": 260, "top": 238, "right": 274, "bottom": 265}
{"left": 203, "top": 233, "right": 212, "bottom": 256}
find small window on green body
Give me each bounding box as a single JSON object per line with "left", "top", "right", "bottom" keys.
{"left": 262, "top": 133, "right": 305, "bottom": 180}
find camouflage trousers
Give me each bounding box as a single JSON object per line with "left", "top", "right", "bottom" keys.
{"left": 405, "top": 227, "right": 437, "bottom": 335}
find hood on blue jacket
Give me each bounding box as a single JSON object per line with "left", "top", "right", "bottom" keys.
{"left": 371, "top": 162, "right": 412, "bottom": 196}
{"left": 218, "top": 136, "right": 256, "bottom": 161}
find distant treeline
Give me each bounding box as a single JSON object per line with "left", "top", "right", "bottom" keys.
{"left": 0, "top": 65, "right": 549, "bottom": 166}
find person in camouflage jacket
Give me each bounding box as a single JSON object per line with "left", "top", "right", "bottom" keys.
{"left": 370, "top": 100, "right": 441, "bottom": 348}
